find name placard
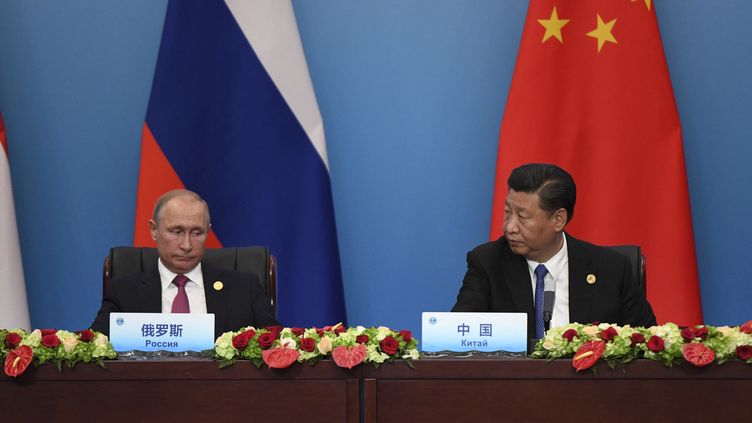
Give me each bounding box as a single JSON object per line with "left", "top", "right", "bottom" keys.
{"left": 421, "top": 312, "right": 527, "bottom": 353}
{"left": 109, "top": 312, "right": 215, "bottom": 352}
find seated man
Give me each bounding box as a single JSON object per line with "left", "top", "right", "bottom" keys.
{"left": 91, "top": 189, "right": 279, "bottom": 338}
{"left": 452, "top": 163, "right": 655, "bottom": 341}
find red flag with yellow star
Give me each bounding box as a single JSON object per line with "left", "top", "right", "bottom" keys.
{"left": 491, "top": 0, "right": 703, "bottom": 325}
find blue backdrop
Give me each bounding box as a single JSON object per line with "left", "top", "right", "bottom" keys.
{"left": 0, "top": 1, "right": 750, "bottom": 338}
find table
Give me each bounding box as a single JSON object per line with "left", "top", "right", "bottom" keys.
{"left": 362, "top": 358, "right": 752, "bottom": 422}
{"left": 1, "top": 359, "right": 359, "bottom": 422}
{"left": 3, "top": 358, "right": 750, "bottom": 422}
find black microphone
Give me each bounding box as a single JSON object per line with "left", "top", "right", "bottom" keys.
{"left": 542, "top": 277, "right": 555, "bottom": 331}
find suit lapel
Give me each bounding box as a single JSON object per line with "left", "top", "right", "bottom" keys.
{"left": 502, "top": 249, "right": 534, "bottom": 315}
{"left": 202, "top": 264, "right": 227, "bottom": 335}
{"left": 138, "top": 269, "right": 162, "bottom": 313}
{"left": 567, "top": 235, "right": 594, "bottom": 325}
{"left": 497, "top": 238, "right": 534, "bottom": 335}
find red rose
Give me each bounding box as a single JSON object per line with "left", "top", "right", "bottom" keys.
{"left": 398, "top": 330, "right": 412, "bottom": 343}
{"left": 694, "top": 326, "right": 708, "bottom": 340}
{"left": 681, "top": 326, "right": 709, "bottom": 342}
{"left": 232, "top": 330, "right": 255, "bottom": 349}
{"left": 682, "top": 343, "right": 715, "bottom": 367}
{"left": 300, "top": 337, "right": 315, "bottom": 352}
{"left": 600, "top": 327, "right": 618, "bottom": 342}
{"left": 736, "top": 345, "right": 752, "bottom": 361}
{"left": 647, "top": 335, "right": 665, "bottom": 352}
{"left": 258, "top": 332, "right": 276, "bottom": 349}
{"left": 40, "top": 329, "right": 56, "bottom": 336}
{"left": 4, "top": 332, "right": 22, "bottom": 349}
{"left": 315, "top": 328, "right": 325, "bottom": 337}
{"left": 380, "top": 336, "right": 400, "bottom": 355}
{"left": 562, "top": 329, "right": 578, "bottom": 342}
{"left": 291, "top": 327, "right": 305, "bottom": 337}
{"left": 740, "top": 321, "right": 752, "bottom": 335}
{"left": 680, "top": 328, "right": 694, "bottom": 342}
{"left": 333, "top": 325, "right": 346, "bottom": 334}
{"left": 78, "top": 329, "right": 94, "bottom": 343}
{"left": 41, "top": 333, "right": 61, "bottom": 348}
{"left": 630, "top": 333, "right": 646, "bottom": 347}
{"left": 356, "top": 335, "right": 370, "bottom": 344}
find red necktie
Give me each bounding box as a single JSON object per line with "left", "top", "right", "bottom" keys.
{"left": 171, "top": 274, "right": 190, "bottom": 313}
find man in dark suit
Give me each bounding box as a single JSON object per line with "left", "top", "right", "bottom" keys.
{"left": 91, "top": 189, "right": 279, "bottom": 339}
{"left": 452, "top": 163, "right": 655, "bottom": 342}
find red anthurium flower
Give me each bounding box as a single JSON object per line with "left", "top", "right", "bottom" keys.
{"left": 261, "top": 347, "right": 299, "bottom": 369}
{"left": 4, "top": 345, "right": 33, "bottom": 377}
{"left": 572, "top": 341, "right": 606, "bottom": 371}
{"left": 332, "top": 344, "right": 367, "bottom": 369}
{"left": 682, "top": 343, "right": 715, "bottom": 367}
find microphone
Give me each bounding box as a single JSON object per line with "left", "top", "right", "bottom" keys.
{"left": 543, "top": 277, "right": 555, "bottom": 331}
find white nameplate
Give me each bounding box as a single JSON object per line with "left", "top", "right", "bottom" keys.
{"left": 421, "top": 312, "right": 527, "bottom": 353}
{"left": 109, "top": 312, "right": 215, "bottom": 352}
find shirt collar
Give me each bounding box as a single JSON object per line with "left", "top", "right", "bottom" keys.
{"left": 526, "top": 232, "right": 568, "bottom": 278}
{"left": 157, "top": 258, "right": 203, "bottom": 292}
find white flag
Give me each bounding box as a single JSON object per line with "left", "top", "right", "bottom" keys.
{"left": 0, "top": 111, "right": 30, "bottom": 330}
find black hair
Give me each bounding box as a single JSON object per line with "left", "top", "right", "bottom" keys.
{"left": 507, "top": 163, "right": 576, "bottom": 224}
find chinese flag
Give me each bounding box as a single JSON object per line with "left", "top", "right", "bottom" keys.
{"left": 491, "top": 0, "right": 702, "bottom": 325}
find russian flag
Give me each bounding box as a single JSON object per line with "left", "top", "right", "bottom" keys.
{"left": 134, "top": 0, "right": 346, "bottom": 327}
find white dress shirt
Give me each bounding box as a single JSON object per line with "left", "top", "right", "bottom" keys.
{"left": 158, "top": 259, "right": 208, "bottom": 314}
{"left": 526, "top": 233, "right": 570, "bottom": 329}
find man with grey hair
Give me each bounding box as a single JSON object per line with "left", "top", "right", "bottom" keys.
{"left": 91, "top": 189, "right": 279, "bottom": 338}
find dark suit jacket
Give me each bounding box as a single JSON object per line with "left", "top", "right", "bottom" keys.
{"left": 91, "top": 264, "right": 280, "bottom": 339}
{"left": 452, "top": 234, "right": 656, "bottom": 340}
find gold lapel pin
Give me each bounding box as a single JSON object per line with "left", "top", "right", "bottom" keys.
{"left": 586, "top": 274, "right": 597, "bottom": 285}
{"left": 213, "top": 281, "right": 224, "bottom": 291}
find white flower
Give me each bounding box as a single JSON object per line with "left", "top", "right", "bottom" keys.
{"left": 582, "top": 325, "right": 599, "bottom": 337}
{"left": 717, "top": 326, "right": 732, "bottom": 337}
{"left": 280, "top": 337, "right": 297, "bottom": 349}
{"left": 401, "top": 349, "right": 420, "bottom": 360}
{"left": 94, "top": 333, "right": 109, "bottom": 347}
{"left": 366, "top": 344, "right": 388, "bottom": 363}
{"left": 317, "top": 337, "right": 333, "bottom": 354}
{"left": 62, "top": 335, "right": 78, "bottom": 353}
{"left": 375, "top": 326, "right": 391, "bottom": 341}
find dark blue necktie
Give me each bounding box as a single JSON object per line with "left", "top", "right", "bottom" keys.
{"left": 534, "top": 264, "right": 549, "bottom": 339}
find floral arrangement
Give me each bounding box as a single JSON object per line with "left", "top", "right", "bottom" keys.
{"left": 213, "top": 323, "right": 419, "bottom": 369}
{"left": 1, "top": 328, "right": 117, "bottom": 377}
{"left": 532, "top": 321, "right": 752, "bottom": 371}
